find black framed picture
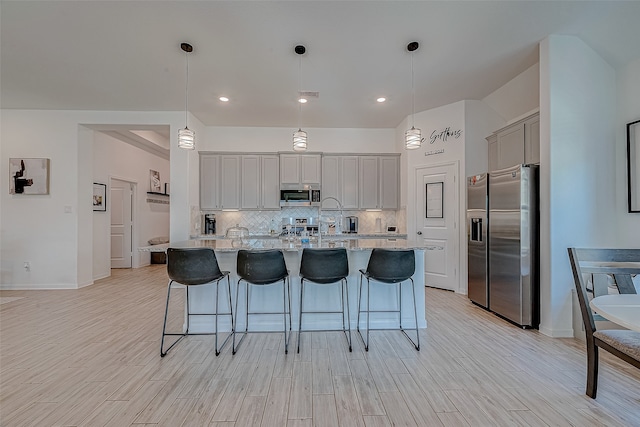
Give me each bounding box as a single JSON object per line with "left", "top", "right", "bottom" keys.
{"left": 93, "top": 182, "right": 106, "bottom": 211}
{"left": 426, "top": 181, "right": 444, "bottom": 218}
{"left": 627, "top": 119, "right": 640, "bottom": 213}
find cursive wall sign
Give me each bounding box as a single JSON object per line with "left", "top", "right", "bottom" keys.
{"left": 428, "top": 127, "right": 462, "bottom": 145}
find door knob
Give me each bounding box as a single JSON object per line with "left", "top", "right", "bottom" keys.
{"left": 417, "top": 231, "right": 422, "bottom": 235}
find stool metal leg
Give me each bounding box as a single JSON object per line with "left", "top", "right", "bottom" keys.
{"left": 160, "top": 281, "right": 188, "bottom": 357}
{"left": 398, "top": 278, "right": 420, "bottom": 351}
{"left": 297, "top": 279, "right": 305, "bottom": 353}
{"left": 214, "top": 276, "right": 234, "bottom": 356}
{"left": 232, "top": 279, "right": 247, "bottom": 355}
{"left": 342, "top": 279, "right": 352, "bottom": 351}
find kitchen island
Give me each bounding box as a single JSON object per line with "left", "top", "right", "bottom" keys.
{"left": 141, "top": 237, "right": 427, "bottom": 333}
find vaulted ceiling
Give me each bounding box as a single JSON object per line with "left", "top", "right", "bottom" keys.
{"left": 3, "top": 1, "right": 640, "bottom": 132}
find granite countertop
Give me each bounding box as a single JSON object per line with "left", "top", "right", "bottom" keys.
{"left": 190, "top": 233, "right": 407, "bottom": 240}
{"left": 140, "top": 237, "right": 424, "bottom": 253}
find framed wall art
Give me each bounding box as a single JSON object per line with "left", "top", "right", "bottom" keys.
{"left": 93, "top": 182, "right": 106, "bottom": 211}
{"left": 9, "top": 158, "right": 50, "bottom": 195}
{"left": 627, "top": 119, "right": 640, "bottom": 213}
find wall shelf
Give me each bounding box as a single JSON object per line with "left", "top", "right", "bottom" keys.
{"left": 146, "top": 192, "right": 170, "bottom": 204}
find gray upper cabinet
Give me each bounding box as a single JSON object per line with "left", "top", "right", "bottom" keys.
{"left": 524, "top": 114, "right": 540, "bottom": 165}
{"left": 321, "top": 155, "right": 359, "bottom": 210}
{"left": 379, "top": 156, "right": 399, "bottom": 210}
{"left": 241, "top": 155, "right": 280, "bottom": 210}
{"left": 497, "top": 122, "right": 525, "bottom": 169}
{"left": 280, "top": 153, "right": 321, "bottom": 185}
{"left": 200, "top": 154, "right": 220, "bottom": 210}
{"left": 220, "top": 155, "right": 241, "bottom": 209}
{"left": 260, "top": 155, "right": 280, "bottom": 209}
{"left": 488, "top": 112, "right": 540, "bottom": 171}
{"left": 359, "top": 156, "right": 379, "bottom": 209}
{"left": 322, "top": 154, "right": 398, "bottom": 210}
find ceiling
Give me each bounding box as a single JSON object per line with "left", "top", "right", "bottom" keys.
{"left": 2, "top": 1, "right": 640, "bottom": 136}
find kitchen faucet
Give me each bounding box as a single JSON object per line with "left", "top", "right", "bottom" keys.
{"left": 318, "top": 196, "right": 343, "bottom": 246}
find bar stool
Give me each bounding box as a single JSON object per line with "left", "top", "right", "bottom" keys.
{"left": 161, "top": 247, "right": 233, "bottom": 357}
{"left": 298, "top": 248, "right": 352, "bottom": 353}
{"left": 234, "top": 249, "right": 291, "bottom": 354}
{"left": 357, "top": 248, "right": 420, "bottom": 351}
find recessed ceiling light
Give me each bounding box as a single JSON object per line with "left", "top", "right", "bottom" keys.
{"left": 219, "top": 96, "right": 229, "bottom": 102}
{"left": 298, "top": 98, "right": 307, "bottom": 104}
{"left": 377, "top": 97, "right": 386, "bottom": 103}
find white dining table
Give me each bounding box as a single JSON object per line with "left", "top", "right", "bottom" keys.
{"left": 590, "top": 294, "right": 640, "bottom": 332}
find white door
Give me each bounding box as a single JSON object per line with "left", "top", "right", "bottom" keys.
{"left": 415, "top": 162, "right": 459, "bottom": 291}
{"left": 111, "top": 178, "right": 133, "bottom": 268}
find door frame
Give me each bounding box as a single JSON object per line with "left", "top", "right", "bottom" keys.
{"left": 410, "top": 160, "right": 462, "bottom": 293}
{"left": 109, "top": 176, "right": 138, "bottom": 269}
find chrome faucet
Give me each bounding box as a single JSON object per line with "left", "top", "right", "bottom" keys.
{"left": 318, "top": 196, "right": 343, "bottom": 246}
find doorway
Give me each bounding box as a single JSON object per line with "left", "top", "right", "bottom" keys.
{"left": 415, "top": 162, "right": 459, "bottom": 291}
{"left": 110, "top": 178, "right": 134, "bottom": 268}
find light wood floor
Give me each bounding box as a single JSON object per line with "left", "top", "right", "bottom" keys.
{"left": 1, "top": 265, "right": 639, "bottom": 426}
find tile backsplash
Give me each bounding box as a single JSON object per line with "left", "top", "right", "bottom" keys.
{"left": 193, "top": 206, "right": 406, "bottom": 236}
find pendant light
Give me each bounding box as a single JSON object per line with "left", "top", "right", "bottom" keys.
{"left": 405, "top": 41, "right": 421, "bottom": 150}
{"left": 293, "top": 44, "right": 308, "bottom": 152}
{"left": 178, "top": 42, "right": 195, "bottom": 150}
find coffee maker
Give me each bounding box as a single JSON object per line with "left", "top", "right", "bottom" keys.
{"left": 202, "top": 213, "right": 216, "bottom": 235}
{"left": 344, "top": 216, "right": 358, "bottom": 234}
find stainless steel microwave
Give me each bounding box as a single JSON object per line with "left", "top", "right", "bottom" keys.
{"left": 280, "top": 185, "right": 321, "bottom": 207}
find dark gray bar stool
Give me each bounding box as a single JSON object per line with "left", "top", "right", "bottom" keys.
{"left": 234, "top": 249, "right": 291, "bottom": 354}
{"left": 298, "top": 248, "right": 352, "bottom": 353}
{"left": 357, "top": 248, "right": 420, "bottom": 351}
{"left": 161, "top": 247, "right": 233, "bottom": 357}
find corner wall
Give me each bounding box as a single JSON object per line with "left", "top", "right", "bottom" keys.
{"left": 1, "top": 109, "right": 181, "bottom": 289}
{"left": 616, "top": 58, "right": 640, "bottom": 246}
{"left": 539, "top": 35, "right": 617, "bottom": 337}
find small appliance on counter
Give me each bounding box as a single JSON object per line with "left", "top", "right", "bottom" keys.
{"left": 202, "top": 213, "right": 216, "bottom": 235}
{"left": 344, "top": 216, "right": 358, "bottom": 234}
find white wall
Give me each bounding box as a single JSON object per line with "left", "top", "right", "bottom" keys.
{"left": 483, "top": 63, "right": 540, "bottom": 123}
{"left": 202, "top": 126, "right": 395, "bottom": 153}
{"left": 616, "top": 58, "right": 640, "bottom": 246}
{"left": 539, "top": 35, "right": 617, "bottom": 337}
{"left": 1, "top": 109, "right": 182, "bottom": 289}
{"left": 92, "top": 131, "right": 170, "bottom": 280}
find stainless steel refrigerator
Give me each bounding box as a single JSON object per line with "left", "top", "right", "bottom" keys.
{"left": 488, "top": 164, "right": 539, "bottom": 328}
{"left": 467, "top": 173, "right": 489, "bottom": 308}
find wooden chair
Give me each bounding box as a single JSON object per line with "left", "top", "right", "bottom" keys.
{"left": 567, "top": 248, "right": 640, "bottom": 398}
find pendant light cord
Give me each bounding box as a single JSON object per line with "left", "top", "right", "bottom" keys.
{"left": 298, "top": 54, "right": 302, "bottom": 130}
{"left": 411, "top": 51, "right": 415, "bottom": 128}
{"left": 185, "top": 49, "right": 189, "bottom": 128}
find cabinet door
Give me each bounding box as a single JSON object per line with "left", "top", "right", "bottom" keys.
{"left": 379, "top": 156, "right": 399, "bottom": 209}
{"left": 341, "top": 156, "right": 359, "bottom": 209}
{"left": 241, "top": 155, "right": 260, "bottom": 209}
{"left": 497, "top": 123, "right": 525, "bottom": 169}
{"left": 261, "top": 155, "right": 280, "bottom": 209}
{"left": 280, "top": 154, "right": 300, "bottom": 185}
{"left": 321, "top": 156, "right": 341, "bottom": 209}
{"left": 220, "top": 155, "right": 241, "bottom": 209}
{"left": 525, "top": 115, "right": 540, "bottom": 165}
{"left": 301, "top": 154, "right": 321, "bottom": 184}
{"left": 359, "top": 156, "right": 379, "bottom": 209}
{"left": 200, "top": 154, "right": 219, "bottom": 210}
{"left": 487, "top": 135, "right": 498, "bottom": 173}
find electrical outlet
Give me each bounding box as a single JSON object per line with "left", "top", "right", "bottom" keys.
{"left": 24, "top": 262, "right": 30, "bottom": 272}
